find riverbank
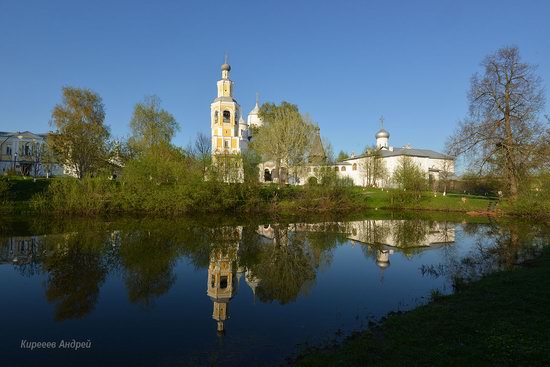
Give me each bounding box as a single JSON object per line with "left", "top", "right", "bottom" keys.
{"left": 0, "top": 177, "right": 496, "bottom": 215}
{"left": 294, "top": 247, "right": 550, "bottom": 366}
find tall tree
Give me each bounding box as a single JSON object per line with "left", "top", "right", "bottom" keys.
{"left": 447, "top": 46, "right": 547, "bottom": 200}
{"left": 129, "top": 95, "right": 179, "bottom": 152}
{"left": 49, "top": 87, "right": 110, "bottom": 178}
{"left": 251, "top": 102, "right": 315, "bottom": 185}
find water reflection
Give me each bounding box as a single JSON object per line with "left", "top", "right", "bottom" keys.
{"left": 206, "top": 227, "right": 240, "bottom": 334}
{"left": 421, "top": 221, "right": 547, "bottom": 287}
{"left": 0, "top": 218, "right": 546, "bottom": 328}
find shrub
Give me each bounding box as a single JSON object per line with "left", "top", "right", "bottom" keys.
{"left": 508, "top": 174, "right": 550, "bottom": 219}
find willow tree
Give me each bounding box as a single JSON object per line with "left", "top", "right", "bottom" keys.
{"left": 447, "top": 46, "right": 547, "bottom": 200}
{"left": 251, "top": 102, "right": 315, "bottom": 185}
{"left": 49, "top": 87, "right": 110, "bottom": 178}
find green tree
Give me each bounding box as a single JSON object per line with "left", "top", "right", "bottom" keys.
{"left": 337, "top": 150, "right": 349, "bottom": 161}
{"left": 392, "top": 157, "right": 427, "bottom": 200}
{"left": 129, "top": 95, "right": 179, "bottom": 152}
{"left": 49, "top": 87, "right": 110, "bottom": 178}
{"left": 447, "top": 46, "right": 547, "bottom": 200}
{"left": 251, "top": 102, "right": 316, "bottom": 185}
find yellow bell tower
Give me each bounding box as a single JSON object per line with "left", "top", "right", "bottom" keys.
{"left": 206, "top": 227, "right": 241, "bottom": 334}
{"left": 211, "top": 57, "right": 243, "bottom": 155}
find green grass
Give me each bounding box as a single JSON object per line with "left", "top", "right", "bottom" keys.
{"left": 363, "top": 188, "right": 495, "bottom": 212}
{"left": 295, "top": 248, "right": 550, "bottom": 367}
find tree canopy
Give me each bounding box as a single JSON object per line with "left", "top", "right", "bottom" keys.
{"left": 49, "top": 87, "right": 111, "bottom": 179}
{"left": 251, "top": 101, "right": 316, "bottom": 184}
{"left": 129, "top": 95, "right": 179, "bottom": 152}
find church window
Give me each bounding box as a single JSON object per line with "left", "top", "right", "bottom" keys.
{"left": 6, "top": 146, "right": 11, "bottom": 155}
{"left": 352, "top": 163, "right": 357, "bottom": 171}
{"left": 223, "top": 110, "right": 231, "bottom": 123}
{"left": 214, "top": 111, "right": 219, "bottom": 124}
{"left": 334, "top": 166, "right": 338, "bottom": 172}
{"left": 220, "top": 276, "right": 228, "bottom": 289}
{"left": 224, "top": 140, "right": 230, "bottom": 149}
{"left": 210, "top": 275, "right": 216, "bottom": 288}
{"left": 341, "top": 166, "right": 346, "bottom": 172}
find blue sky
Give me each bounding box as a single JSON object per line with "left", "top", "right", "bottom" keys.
{"left": 1, "top": 0, "right": 549, "bottom": 157}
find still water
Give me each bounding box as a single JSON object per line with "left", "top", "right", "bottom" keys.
{"left": 0, "top": 214, "right": 547, "bottom": 366}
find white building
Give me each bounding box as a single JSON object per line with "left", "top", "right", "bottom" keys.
{"left": 0, "top": 131, "right": 64, "bottom": 177}
{"left": 298, "top": 122, "right": 455, "bottom": 188}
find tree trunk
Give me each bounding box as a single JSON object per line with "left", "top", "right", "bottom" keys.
{"left": 504, "top": 85, "right": 518, "bottom": 201}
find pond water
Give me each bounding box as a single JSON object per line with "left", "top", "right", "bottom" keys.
{"left": 0, "top": 214, "right": 547, "bottom": 366}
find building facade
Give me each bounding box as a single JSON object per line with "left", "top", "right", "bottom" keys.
{"left": 0, "top": 131, "right": 63, "bottom": 177}
{"left": 296, "top": 124, "right": 455, "bottom": 188}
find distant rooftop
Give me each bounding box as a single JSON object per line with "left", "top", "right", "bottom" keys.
{"left": 341, "top": 146, "right": 453, "bottom": 162}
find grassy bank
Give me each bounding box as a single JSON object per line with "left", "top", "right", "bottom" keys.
{"left": 0, "top": 177, "right": 497, "bottom": 216}
{"left": 295, "top": 248, "right": 550, "bottom": 367}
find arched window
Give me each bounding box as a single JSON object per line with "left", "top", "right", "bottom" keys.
{"left": 352, "top": 163, "right": 357, "bottom": 171}
{"left": 214, "top": 111, "right": 219, "bottom": 124}
{"left": 334, "top": 166, "right": 339, "bottom": 172}
{"left": 223, "top": 110, "right": 231, "bottom": 123}
{"left": 341, "top": 166, "right": 346, "bottom": 172}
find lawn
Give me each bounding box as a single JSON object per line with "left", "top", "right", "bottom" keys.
{"left": 295, "top": 248, "right": 550, "bottom": 366}
{"left": 364, "top": 188, "right": 495, "bottom": 212}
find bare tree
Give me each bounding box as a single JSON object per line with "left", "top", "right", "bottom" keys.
{"left": 447, "top": 46, "right": 547, "bottom": 200}
{"left": 359, "top": 148, "right": 387, "bottom": 187}
{"left": 193, "top": 132, "right": 212, "bottom": 176}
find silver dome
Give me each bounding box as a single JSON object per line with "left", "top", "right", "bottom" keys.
{"left": 376, "top": 128, "right": 390, "bottom": 139}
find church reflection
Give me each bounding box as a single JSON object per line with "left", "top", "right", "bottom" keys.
{"left": 207, "top": 245, "right": 237, "bottom": 334}
{"left": 3, "top": 218, "right": 543, "bottom": 333}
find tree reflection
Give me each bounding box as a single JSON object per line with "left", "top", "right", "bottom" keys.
{"left": 421, "top": 221, "right": 547, "bottom": 288}
{"left": 41, "top": 232, "right": 109, "bottom": 321}
{"left": 252, "top": 226, "right": 316, "bottom": 304}
{"left": 119, "top": 230, "right": 179, "bottom": 307}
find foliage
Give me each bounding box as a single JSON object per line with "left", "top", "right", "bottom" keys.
{"left": 337, "top": 150, "right": 349, "bottom": 161}
{"left": 0, "top": 179, "right": 11, "bottom": 206}
{"left": 32, "top": 176, "right": 120, "bottom": 215}
{"left": 447, "top": 46, "right": 548, "bottom": 200}
{"left": 49, "top": 87, "right": 111, "bottom": 178}
{"left": 128, "top": 95, "right": 179, "bottom": 153}
{"left": 390, "top": 157, "right": 427, "bottom": 204}
{"left": 505, "top": 173, "right": 550, "bottom": 220}
{"left": 251, "top": 102, "right": 316, "bottom": 185}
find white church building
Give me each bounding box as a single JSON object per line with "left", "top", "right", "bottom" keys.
{"left": 325, "top": 123, "right": 455, "bottom": 187}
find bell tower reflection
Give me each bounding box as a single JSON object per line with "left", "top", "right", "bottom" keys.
{"left": 206, "top": 227, "right": 241, "bottom": 335}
